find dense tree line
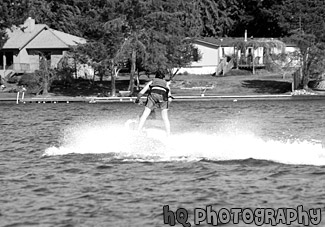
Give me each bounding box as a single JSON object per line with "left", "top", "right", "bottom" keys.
{"left": 1, "top": 0, "right": 325, "bottom": 93}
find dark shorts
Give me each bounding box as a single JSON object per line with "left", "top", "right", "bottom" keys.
{"left": 145, "top": 93, "right": 168, "bottom": 110}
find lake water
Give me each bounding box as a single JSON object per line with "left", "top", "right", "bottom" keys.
{"left": 1, "top": 100, "right": 325, "bottom": 227}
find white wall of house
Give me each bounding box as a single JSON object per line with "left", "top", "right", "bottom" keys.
{"left": 29, "top": 54, "right": 39, "bottom": 72}
{"left": 174, "top": 43, "right": 220, "bottom": 75}
{"left": 192, "top": 43, "right": 220, "bottom": 67}
{"left": 13, "top": 48, "right": 68, "bottom": 72}
{"left": 220, "top": 46, "right": 235, "bottom": 59}
{"left": 18, "top": 49, "right": 29, "bottom": 64}
{"left": 22, "top": 49, "right": 39, "bottom": 72}
{"left": 13, "top": 51, "right": 21, "bottom": 67}
{"left": 13, "top": 49, "right": 36, "bottom": 72}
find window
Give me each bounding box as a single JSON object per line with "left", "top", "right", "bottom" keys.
{"left": 0, "top": 52, "right": 14, "bottom": 69}
{"left": 0, "top": 52, "right": 3, "bottom": 69}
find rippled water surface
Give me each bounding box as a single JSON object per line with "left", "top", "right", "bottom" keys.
{"left": 1, "top": 100, "right": 325, "bottom": 226}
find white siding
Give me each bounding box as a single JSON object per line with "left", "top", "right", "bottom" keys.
{"left": 174, "top": 43, "right": 220, "bottom": 75}
{"left": 191, "top": 44, "right": 219, "bottom": 67}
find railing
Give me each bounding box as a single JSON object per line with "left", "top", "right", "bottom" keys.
{"left": 237, "top": 56, "right": 264, "bottom": 67}
{"left": 216, "top": 58, "right": 227, "bottom": 75}
{"left": 215, "top": 58, "right": 234, "bottom": 76}
{"left": 223, "top": 58, "right": 234, "bottom": 75}
{"left": 0, "top": 65, "right": 12, "bottom": 70}
{"left": 0, "top": 63, "right": 42, "bottom": 73}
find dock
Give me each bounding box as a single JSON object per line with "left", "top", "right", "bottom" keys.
{"left": 2, "top": 92, "right": 325, "bottom": 104}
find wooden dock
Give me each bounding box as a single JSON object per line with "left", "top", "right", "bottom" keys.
{"left": 2, "top": 90, "right": 325, "bottom": 104}
{"left": 2, "top": 93, "right": 325, "bottom": 104}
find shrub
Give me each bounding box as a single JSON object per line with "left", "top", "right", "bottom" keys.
{"left": 18, "top": 73, "right": 41, "bottom": 94}
{"left": 7, "top": 75, "right": 19, "bottom": 83}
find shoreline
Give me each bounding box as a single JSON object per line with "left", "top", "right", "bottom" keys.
{"left": 2, "top": 71, "right": 325, "bottom": 103}
{"left": 2, "top": 92, "right": 325, "bottom": 104}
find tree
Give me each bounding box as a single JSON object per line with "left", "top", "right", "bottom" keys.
{"left": 103, "top": 0, "right": 151, "bottom": 95}
{"left": 0, "top": 0, "right": 30, "bottom": 48}
{"left": 275, "top": 0, "right": 325, "bottom": 88}
{"left": 165, "top": 37, "right": 200, "bottom": 79}
{"left": 194, "top": 0, "right": 239, "bottom": 37}
{"left": 38, "top": 52, "right": 56, "bottom": 95}
{"left": 229, "top": 0, "right": 285, "bottom": 38}
{"left": 287, "top": 33, "right": 325, "bottom": 89}
{"left": 26, "top": 0, "right": 83, "bottom": 37}
{"left": 63, "top": 0, "right": 127, "bottom": 96}
{"left": 102, "top": 0, "right": 200, "bottom": 94}
{"left": 138, "top": 0, "right": 202, "bottom": 79}
{"left": 274, "top": 0, "right": 325, "bottom": 40}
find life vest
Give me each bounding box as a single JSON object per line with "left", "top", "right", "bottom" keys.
{"left": 149, "top": 78, "right": 169, "bottom": 101}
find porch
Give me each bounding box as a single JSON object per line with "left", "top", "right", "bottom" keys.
{"left": 0, "top": 63, "right": 39, "bottom": 73}
{"left": 238, "top": 64, "right": 266, "bottom": 70}
{"left": 0, "top": 63, "right": 40, "bottom": 80}
{"left": 236, "top": 56, "right": 266, "bottom": 72}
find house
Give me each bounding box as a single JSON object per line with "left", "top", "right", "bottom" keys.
{"left": 174, "top": 39, "right": 222, "bottom": 75}
{"left": 175, "top": 34, "right": 299, "bottom": 75}
{"left": 175, "top": 36, "right": 264, "bottom": 75}
{"left": 0, "top": 17, "right": 87, "bottom": 79}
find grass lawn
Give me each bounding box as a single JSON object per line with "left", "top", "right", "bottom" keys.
{"left": 0, "top": 69, "right": 295, "bottom": 98}
{"left": 170, "top": 69, "right": 293, "bottom": 96}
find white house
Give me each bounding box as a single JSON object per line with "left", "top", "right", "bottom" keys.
{"left": 174, "top": 36, "right": 299, "bottom": 75}
{"left": 174, "top": 39, "right": 221, "bottom": 75}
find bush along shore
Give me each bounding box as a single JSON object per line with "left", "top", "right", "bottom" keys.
{"left": 1, "top": 70, "right": 325, "bottom": 102}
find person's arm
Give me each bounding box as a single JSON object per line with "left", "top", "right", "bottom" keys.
{"left": 166, "top": 81, "right": 173, "bottom": 102}
{"left": 135, "top": 81, "right": 152, "bottom": 103}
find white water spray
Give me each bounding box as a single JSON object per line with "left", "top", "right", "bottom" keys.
{"left": 43, "top": 121, "right": 325, "bottom": 166}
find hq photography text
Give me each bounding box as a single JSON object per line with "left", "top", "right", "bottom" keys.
{"left": 162, "top": 205, "right": 322, "bottom": 226}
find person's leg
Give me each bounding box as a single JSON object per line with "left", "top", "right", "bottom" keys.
{"left": 161, "top": 109, "right": 170, "bottom": 136}
{"left": 138, "top": 107, "right": 152, "bottom": 132}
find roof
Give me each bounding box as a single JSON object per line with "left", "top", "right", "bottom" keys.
{"left": 195, "top": 37, "right": 296, "bottom": 48}
{"left": 196, "top": 37, "right": 244, "bottom": 47}
{"left": 193, "top": 39, "right": 220, "bottom": 49}
{"left": 3, "top": 24, "right": 47, "bottom": 50}
{"left": 2, "top": 18, "right": 86, "bottom": 50}
{"left": 26, "top": 29, "right": 86, "bottom": 49}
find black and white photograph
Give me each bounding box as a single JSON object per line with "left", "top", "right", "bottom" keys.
{"left": 1, "top": 0, "right": 325, "bottom": 226}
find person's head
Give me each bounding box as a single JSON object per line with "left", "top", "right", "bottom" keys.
{"left": 155, "top": 71, "right": 165, "bottom": 79}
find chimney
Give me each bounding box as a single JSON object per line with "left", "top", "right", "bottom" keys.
{"left": 244, "top": 30, "right": 247, "bottom": 42}
{"left": 24, "top": 17, "right": 35, "bottom": 33}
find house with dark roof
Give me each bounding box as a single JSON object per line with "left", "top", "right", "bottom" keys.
{"left": 0, "top": 17, "right": 86, "bottom": 79}
{"left": 175, "top": 34, "right": 299, "bottom": 75}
